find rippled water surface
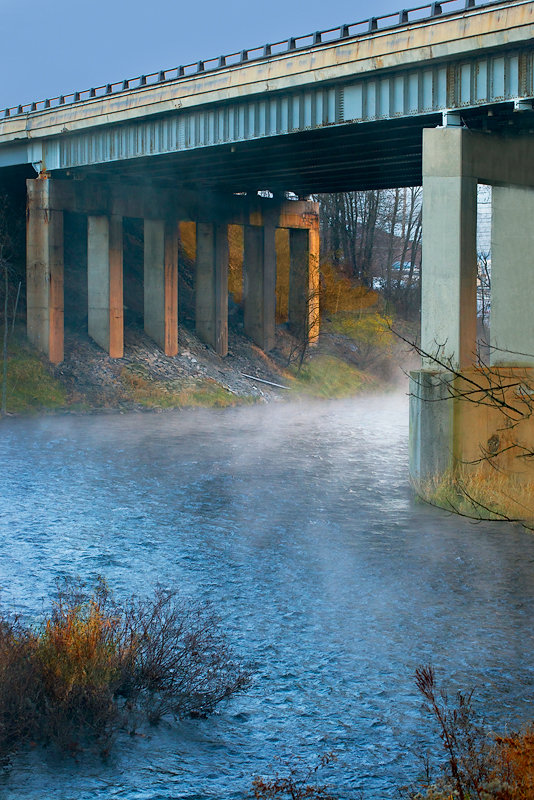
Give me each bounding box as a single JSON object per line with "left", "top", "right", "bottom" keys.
{"left": 1, "top": 394, "right": 533, "bottom": 799}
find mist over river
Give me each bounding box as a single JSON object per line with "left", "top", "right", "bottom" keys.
{"left": 0, "top": 393, "right": 533, "bottom": 799}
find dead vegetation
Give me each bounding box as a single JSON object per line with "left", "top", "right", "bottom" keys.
{"left": 0, "top": 578, "right": 249, "bottom": 762}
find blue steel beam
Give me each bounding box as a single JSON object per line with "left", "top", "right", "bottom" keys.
{"left": 50, "top": 48, "right": 532, "bottom": 172}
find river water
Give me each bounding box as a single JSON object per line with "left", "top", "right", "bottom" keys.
{"left": 0, "top": 393, "right": 533, "bottom": 799}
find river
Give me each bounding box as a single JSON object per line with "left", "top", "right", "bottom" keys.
{"left": 0, "top": 393, "right": 533, "bottom": 799}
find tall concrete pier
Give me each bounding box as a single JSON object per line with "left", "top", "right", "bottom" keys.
{"left": 410, "top": 127, "right": 534, "bottom": 487}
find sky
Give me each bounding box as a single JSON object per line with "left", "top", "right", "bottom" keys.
{"left": 0, "top": 0, "right": 408, "bottom": 110}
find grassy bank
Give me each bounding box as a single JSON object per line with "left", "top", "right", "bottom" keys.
{"left": 287, "top": 354, "right": 379, "bottom": 399}
{"left": 120, "top": 365, "right": 246, "bottom": 409}
{"left": 0, "top": 333, "right": 67, "bottom": 414}
{"left": 416, "top": 466, "right": 534, "bottom": 526}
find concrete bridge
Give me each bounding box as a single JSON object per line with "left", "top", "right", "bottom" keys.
{"left": 1, "top": 0, "right": 534, "bottom": 489}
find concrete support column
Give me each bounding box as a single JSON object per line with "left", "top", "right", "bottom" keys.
{"left": 243, "top": 223, "right": 276, "bottom": 352}
{"left": 421, "top": 128, "right": 478, "bottom": 370}
{"left": 490, "top": 185, "right": 534, "bottom": 366}
{"left": 87, "top": 215, "right": 123, "bottom": 358}
{"left": 288, "top": 227, "right": 320, "bottom": 345}
{"left": 26, "top": 179, "right": 64, "bottom": 363}
{"left": 144, "top": 219, "right": 178, "bottom": 356}
{"left": 196, "top": 222, "right": 228, "bottom": 357}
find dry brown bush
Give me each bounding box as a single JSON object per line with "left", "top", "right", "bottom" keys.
{"left": 0, "top": 578, "right": 249, "bottom": 761}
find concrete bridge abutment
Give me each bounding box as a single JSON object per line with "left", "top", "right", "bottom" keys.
{"left": 410, "top": 127, "right": 534, "bottom": 498}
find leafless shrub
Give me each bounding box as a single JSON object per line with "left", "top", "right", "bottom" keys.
{"left": 408, "top": 666, "right": 534, "bottom": 800}
{"left": 252, "top": 753, "right": 340, "bottom": 800}
{"left": 0, "top": 578, "right": 250, "bottom": 762}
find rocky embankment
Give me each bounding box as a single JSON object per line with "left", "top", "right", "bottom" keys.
{"left": 52, "top": 323, "right": 297, "bottom": 411}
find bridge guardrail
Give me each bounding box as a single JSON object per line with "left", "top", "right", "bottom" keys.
{"left": 1, "top": 0, "right": 513, "bottom": 119}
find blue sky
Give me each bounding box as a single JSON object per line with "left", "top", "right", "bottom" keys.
{"left": 0, "top": 0, "right": 408, "bottom": 109}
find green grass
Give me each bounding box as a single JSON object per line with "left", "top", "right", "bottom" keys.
{"left": 1, "top": 336, "right": 66, "bottom": 414}
{"left": 120, "top": 366, "right": 248, "bottom": 409}
{"left": 288, "top": 354, "right": 377, "bottom": 399}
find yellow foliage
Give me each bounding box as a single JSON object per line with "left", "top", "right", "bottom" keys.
{"left": 179, "top": 221, "right": 196, "bottom": 261}
{"left": 228, "top": 224, "right": 244, "bottom": 304}
{"left": 288, "top": 355, "right": 378, "bottom": 399}
{"left": 37, "top": 600, "right": 122, "bottom": 699}
{"left": 320, "top": 261, "right": 378, "bottom": 314}
{"left": 275, "top": 228, "right": 290, "bottom": 323}
{"left": 330, "top": 312, "right": 393, "bottom": 351}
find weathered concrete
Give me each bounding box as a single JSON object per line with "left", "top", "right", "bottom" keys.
{"left": 25, "top": 178, "right": 319, "bottom": 363}
{"left": 144, "top": 219, "right": 178, "bottom": 356}
{"left": 421, "top": 129, "right": 478, "bottom": 369}
{"left": 411, "top": 366, "right": 534, "bottom": 484}
{"left": 409, "top": 370, "right": 454, "bottom": 482}
{"left": 491, "top": 185, "right": 534, "bottom": 366}
{"left": 196, "top": 222, "right": 228, "bottom": 357}
{"left": 243, "top": 221, "right": 276, "bottom": 352}
{"left": 87, "top": 215, "right": 123, "bottom": 357}
{"left": 26, "top": 179, "right": 64, "bottom": 363}
{"left": 411, "top": 127, "right": 534, "bottom": 492}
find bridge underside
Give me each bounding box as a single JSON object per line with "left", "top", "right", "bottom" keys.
{"left": 52, "top": 105, "right": 533, "bottom": 195}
